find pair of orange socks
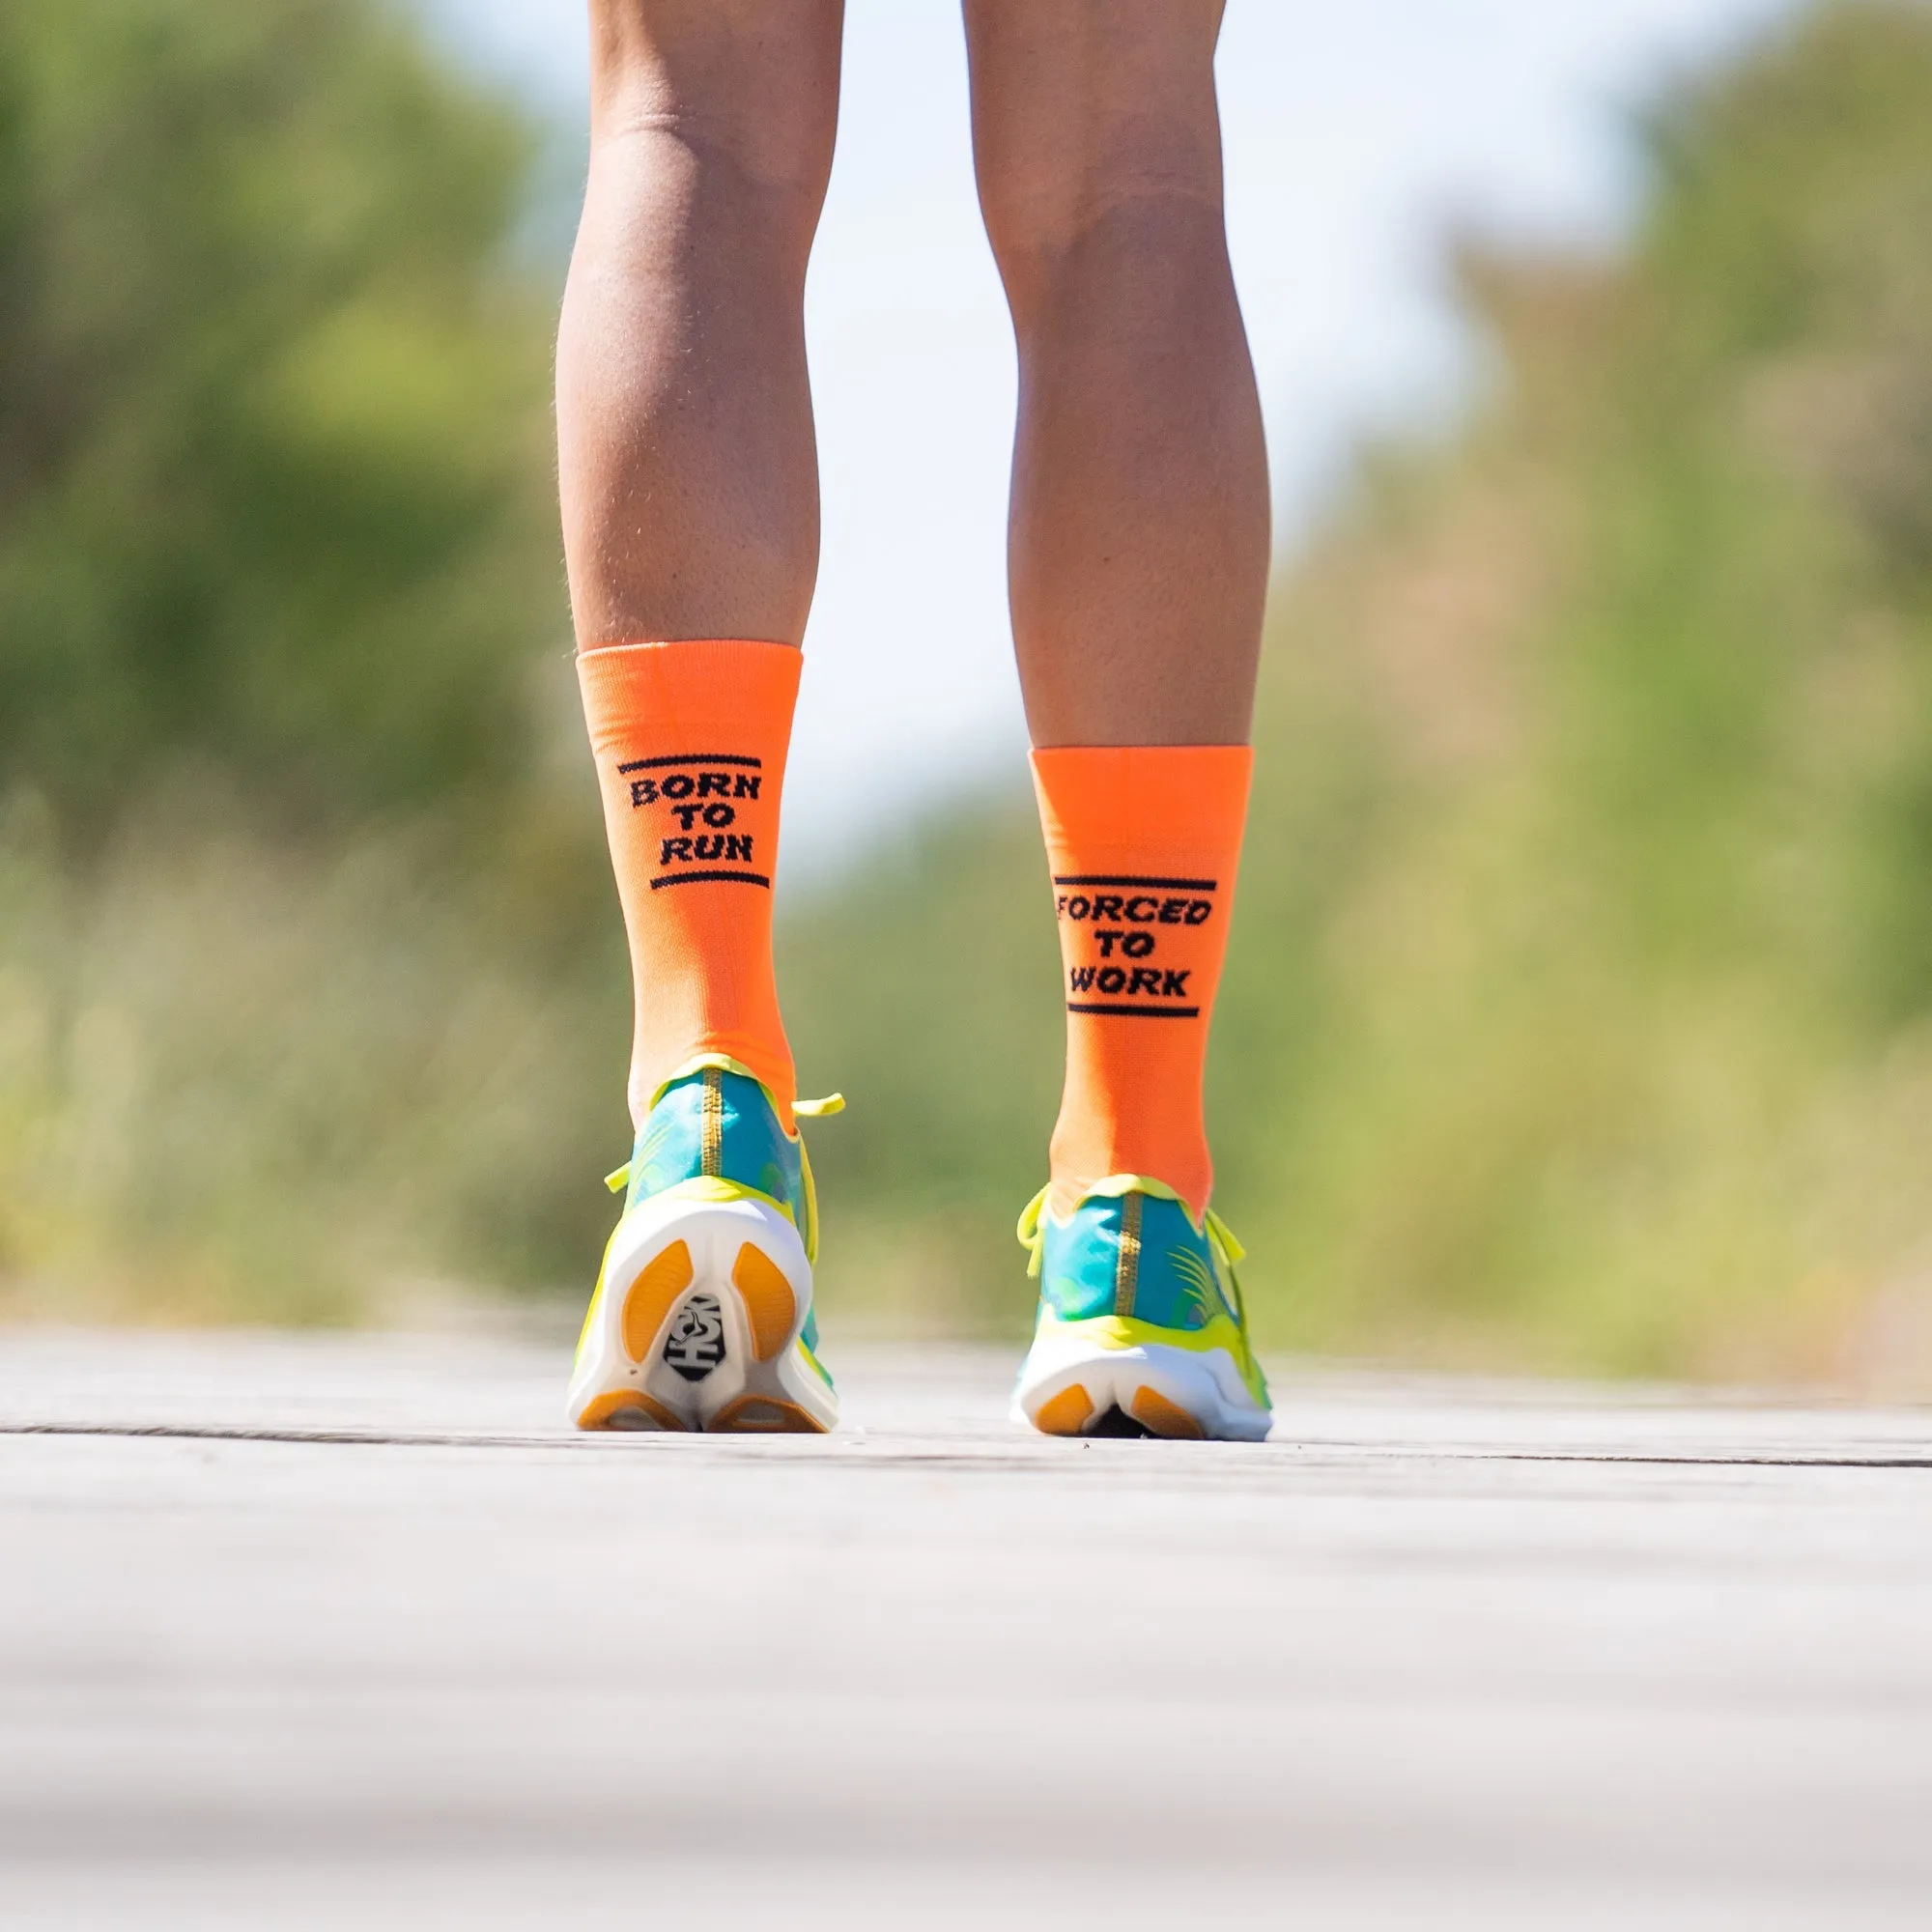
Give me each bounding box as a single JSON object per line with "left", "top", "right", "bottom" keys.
{"left": 579, "top": 639, "right": 1250, "bottom": 1217}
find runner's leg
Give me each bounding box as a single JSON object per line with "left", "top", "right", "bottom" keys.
{"left": 559, "top": 0, "right": 842, "bottom": 1127}
{"left": 558, "top": 2, "right": 846, "bottom": 1434}
{"left": 968, "top": 0, "right": 1272, "bottom": 1435}
{"left": 559, "top": 0, "right": 843, "bottom": 649}
{"left": 963, "top": 0, "right": 1268, "bottom": 749}
{"left": 968, "top": 0, "right": 1267, "bottom": 1207}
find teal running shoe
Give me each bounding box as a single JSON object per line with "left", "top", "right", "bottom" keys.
{"left": 568, "top": 1057, "right": 840, "bottom": 1434}
{"left": 1012, "top": 1177, "right": 1271, "bottom": 1441}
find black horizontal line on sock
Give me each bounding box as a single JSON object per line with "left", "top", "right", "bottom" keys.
{"left": 1053, "top": 875, "right": 1217, "bottom": 892}
{"left": 650, "top": 869, "right": 772, "bottom": 891}
{"left": 1065, "top": 1003, "right": 1202, "bottom": 1020}
{"left": 618, "top": 753, "right": 763, "bottom": 773}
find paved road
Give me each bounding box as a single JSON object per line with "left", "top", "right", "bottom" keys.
{"left": 2, "top": 1328, "right": 1930, "bottom": 1930}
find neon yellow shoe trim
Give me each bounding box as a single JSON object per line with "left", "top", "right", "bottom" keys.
{"left": 1033, "top": 1309, "right": 1269, "bottom": 1410}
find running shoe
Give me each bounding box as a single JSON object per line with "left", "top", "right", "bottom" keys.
{"left": 568, "top": 1058, "right": 840, "bottom": 1433}
{"left": 1011, "top": 1178, "right": 1271, "bottom": 1441}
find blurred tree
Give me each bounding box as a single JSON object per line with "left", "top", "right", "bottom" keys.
{"left": 0, "top": 0, "right": 562, "bottom": 845}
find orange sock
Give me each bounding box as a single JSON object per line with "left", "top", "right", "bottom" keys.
{"left": 1032, "top": 746, "right": 1253, "bottom": 1220}
{"left": 578, "top": 639, "right": 800, "bottom": 1132}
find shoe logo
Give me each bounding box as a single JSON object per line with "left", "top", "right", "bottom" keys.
{"left": 663, "top": 1293, "right": 726, "bottom": 1381}
{"left": 1171, "top": 1247, "right": 1223, "bottom": 1329}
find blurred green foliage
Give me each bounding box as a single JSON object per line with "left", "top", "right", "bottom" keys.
{"left": 789, "top": 0, "right": 1932, "bottom": 1384}
{"left": 0, "top": 0, "right": 558, "bottom": 842}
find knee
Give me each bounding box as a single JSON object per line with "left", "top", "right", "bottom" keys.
{"left": 586, "top": 1, "right": 840, "bottom": 221}
{"left": 981, "top": 142, "right": 1216, "bottom": 266}
{"left": 978, "top": 135, "right": 1226, "bottom": 327}
{"left": 971, "top": 66, "right": 1225, "bottom": 320}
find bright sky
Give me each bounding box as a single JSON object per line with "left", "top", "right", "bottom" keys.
{"left": 413, "top": 0, "right": 1800, "bottom": 873}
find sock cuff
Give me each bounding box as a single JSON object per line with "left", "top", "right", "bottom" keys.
{"left": 577, "top": 638, "right": 802, "bottom": 657}
{"left": 1030, "top": 746, "right": 1253, "bottom": 867}
{"left": 576, "top": 639, "right": 802, "bottom": 759}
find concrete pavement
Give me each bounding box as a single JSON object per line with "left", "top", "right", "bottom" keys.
{"left": 2, "top": 1327, "right": 1930, "bottom": 1929}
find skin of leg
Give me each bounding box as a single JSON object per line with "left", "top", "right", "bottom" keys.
{"left": 963, "top": 0, "right": 1270, "bottom": 746}
{"left": 558, "top": 0, "right": 844, "bottom": 649}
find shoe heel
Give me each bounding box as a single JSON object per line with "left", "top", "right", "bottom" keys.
{"left": 728, "top": 1240, "right": 797, "bottom": 1364}
{"left": 1031, "top": 1384, "right": 1096, "bottom": 1435}
{"left": 571, "top": 1194, "right": 837, "bottom": 1435}
{"left": 705, "top": 1236, "right": 832, "bottom": 1435}
{"left": 568, "top": 1204, "right": 741, "bottom": 1433}
{"left": 1126, "top": 1386, "right": 1207, "bottom": 1439}
{"left": 577, "top": 1390, "right": 687, "bottom": 1432}
{"left": 1022, "top": 1382, "right": 1207, "bottom": 1438}
{"left": 620, "top": 1240, "right": 696, "bottom": 1365}
{"left": 1014, "top": 1333, "right": 1268, "bottom": 1442}
{"left": 706, "top": 1392, "right": 824, "bottom": 1433}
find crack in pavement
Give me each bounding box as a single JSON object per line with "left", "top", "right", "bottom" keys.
{"left": 4, "top": 1420, "right": 1929, "bottom": 1469}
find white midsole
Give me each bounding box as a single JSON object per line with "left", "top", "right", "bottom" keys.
{"left": 1012, "top": 1318, "right": 1271, "bottom": 1442}
{"left": 567, "top": 1187, "right": 836, "bottom": 1432}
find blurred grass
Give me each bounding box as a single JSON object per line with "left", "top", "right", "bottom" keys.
{"left": 6, "top": 0, "right": 1932, "bottom": 1387}
{"left": 0, "top": 775, "right": 628, "bottom": 1322}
